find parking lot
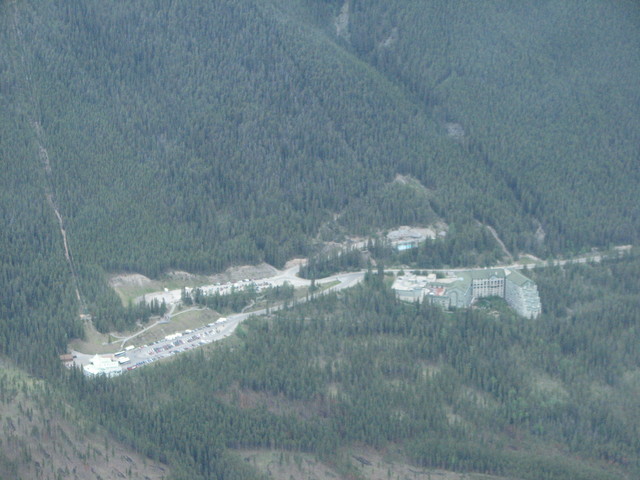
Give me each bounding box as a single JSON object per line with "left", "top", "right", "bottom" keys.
{"left": 72, "top": 269, "right": 366, "bottom": 375}
{"left": 118, "top": 317, "right": 233, "bottom": 371}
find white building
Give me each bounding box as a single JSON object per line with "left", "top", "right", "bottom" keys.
{"left": 393, "top": 268, "right": 541, "bottom": 318}
{"left": 470, "top": 270, "right": 505, "bottom": 298}
{"left": 83, "top": 355, "right": 122, "bottom": 378}
{"left": 504, "top": 270, "right": 542, "bottom": 319}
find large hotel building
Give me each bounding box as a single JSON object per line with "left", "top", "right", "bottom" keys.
{"left": 393, "top": 268, "right": 542, "bottom": 318}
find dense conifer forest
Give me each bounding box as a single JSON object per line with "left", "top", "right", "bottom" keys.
{"left": 1, "top": 1, "right": 639, "bottom": 478}
{"left": 65, "top": 252, "right": 640, "bottom": 480}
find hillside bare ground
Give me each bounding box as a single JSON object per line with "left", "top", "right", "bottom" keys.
{"left": 0, "top": 361, "right": 169, "bottom": 480}
{"left": 109, "top": 263, "right": 285, "bottom": 305}
{"left": 238, "top": 448, "right": 520, "bottom": 480}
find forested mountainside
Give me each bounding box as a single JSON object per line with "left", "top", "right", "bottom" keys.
{"left": 66, "top": 252, "right": 640, "bottom": 480}
{"left": 3, "top": 0, "right": 638, "bottom": 359}
{"left": 345, "top": 0, "right": 640, "bottom": 251}
{"left": 3, "top": 0, "right": 639, "bottom": 273}
{"left": 1, "top": 1, "right": 640, "bottom": 478}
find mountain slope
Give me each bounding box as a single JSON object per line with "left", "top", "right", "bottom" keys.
{"left": 0, "top": 0, "right": 639, "bottom": 395}
{"left": 344, "top": 0, "right": 640, "bottom": 250}
{"left": 0, "top": 359, "right": 170, "bottom": 480}
{"left": 65, "top": 252, "right": 640, "bottom": 480}
{"left": 9, "top": 0, "right": 639, "bottom": 281}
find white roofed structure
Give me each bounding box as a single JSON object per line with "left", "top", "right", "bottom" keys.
{"left": 83, "top": 354, "right": 122, "bottom": 377}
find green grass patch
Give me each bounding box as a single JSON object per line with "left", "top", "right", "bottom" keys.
{"left": 110, "top": 274, "right": 215, "bottom": 306}
{"left": 123, "top": 308, "right": 221, "bottom": 347}
{"left": 112, "top": 284, "right": 162, "bottom": 306}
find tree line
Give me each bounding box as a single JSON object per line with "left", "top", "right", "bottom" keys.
{"left": 62, "top": 252, "right": 640, "bottom": 479}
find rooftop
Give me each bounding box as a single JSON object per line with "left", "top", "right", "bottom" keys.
{"left": 504, "top": 269, "right": 532, "bottom": 286}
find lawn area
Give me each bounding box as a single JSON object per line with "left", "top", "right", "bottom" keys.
{"left": 69, "top": 308, "right": 223, "bottom": 353}
{"left": 68, "top": 318, "right": 146, "bottom": 354}
{"left": 110, "top": 274, "right": 214, "bottom": 306}
{"left": 119, "top": 308, "right": 222, "bottom": 348}
{"left": 112, "top": 283, "right": 163, "bottom": 306}
{"left": 315, "top": 279, "right": 340, "bottom": 292}
{"left": 517, "top": 254, "right": 543, "bottom": 266}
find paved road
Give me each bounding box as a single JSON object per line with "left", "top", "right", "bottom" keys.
{"left": 139, "top": 263, "right": 312, "bottom": 307}
{"left": 390, "top": 252, "right": 608, "bottom": 274}
{"left": 72, "top": 248, "right": 618, "bottom": 374}
{"left": 73, "top": 270, "right": 366, "bottom": 373}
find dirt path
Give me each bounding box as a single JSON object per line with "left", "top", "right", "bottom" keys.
{"left": 484, "top": 223, "right": 514, "bottom": 262}
{"left": 10, "top": 4, "right": 85, "bottom": 310}
{"left": 241, "top": 299, "right": 256, "bottom": 313}
{"left": 112, "top": 305, "right": 210, "bottom": 348}
{"left": 46, "top": 192, "right": 83, "bottom": 304}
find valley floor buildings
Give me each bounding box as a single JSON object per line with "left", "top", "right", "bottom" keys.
{"left": 393, "top": 268, "right": 542, "bottom": 318}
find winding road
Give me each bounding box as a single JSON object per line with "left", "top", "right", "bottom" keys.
{"left": 71, "top": 247, "right": 624, "bottom": 373}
